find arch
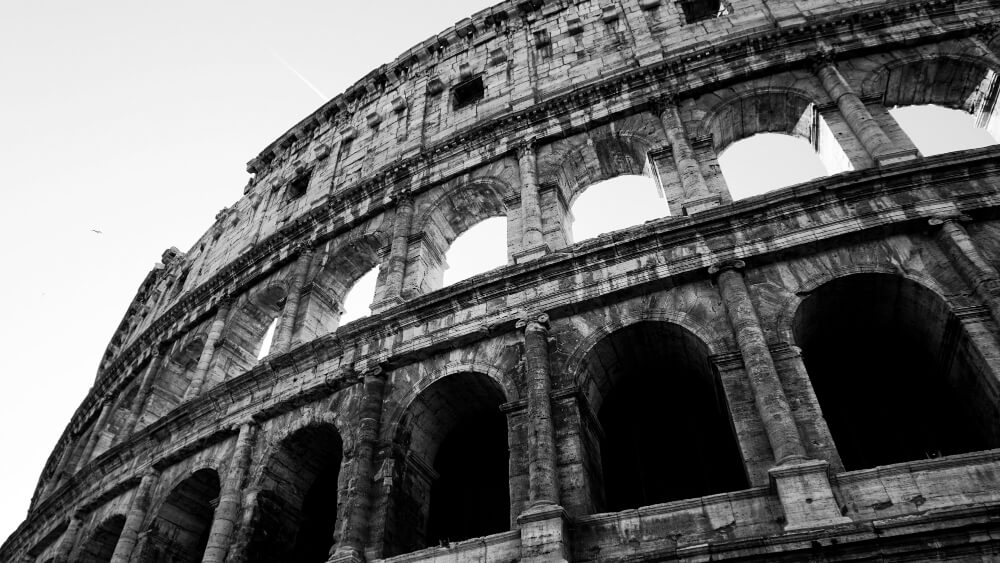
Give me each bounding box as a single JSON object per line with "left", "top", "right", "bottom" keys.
{"left": 77, "top": 514, "right": 126, "bottom": 563}
{"left": 792, "top": 272, "right": 1000, "bottom": 470}
{"left": 246, "top": 422, "right": 344, "bottom": 563}
{"left": 543, "top": 129, "right": 659, "bottom": 207}
{"left": 139, "top": 468, "right": 220, "bottom": 563}
{"left": 409, "top": 179, "right": 512, "bottom": 294}
{"left": 212, "top": 284, "right": 288, "bottom": 384}
{"left": 300, "top": 230, "right": 390, "bottom": 339}
{"left": 568, "top": 174, "right": 669, "bottom": 242}
{"left": 140, "top": 335, "right": 206, "bottom": 430}
{"left": 577, "top": 320, "right": 748, "bottom": 512}
{"left": 385, "top": 371, "right": 510, "bottom": 555}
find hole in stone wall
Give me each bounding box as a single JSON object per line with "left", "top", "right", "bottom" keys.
{"left": 340, "top": 266, "right": 379, "bottom": 325}
{"left": 794, "top": 274, "right": 1000, "bottom": 471}
{"left": 442, "top": 217, "right": 507, "bottom": 286}
{"left": 584, "top": 322, "right": 748, "bottom": 512}
{"left": 677, "top": 0, "right": 729, "bottom": 24}
{"left": 288, "top": 171, "right": 311, "bottom": 200}
{"left": 77, "top": 515, "right": 126, "bottom": 563}
{"left": 452, "top": 76, "right": 485, "bottom": 110}
{"left": 138, "top": 469, "right": 220, "bottom": 563}
{"left": 247, "top": 425, "right": 343, "bottom": 563}
{"left": 890, "top": 104, "right": 998, "bottom": 157}
{"left": 718, "top": 133, "right": 830, "bottom": 200}
{"left": 257, "top": 317, "right": 279, "bottom": 360}
{"left": 387, "top": 373, "right": 509, "bottom": 555}
{"left": 570, "top": 175, "right": 668, "bottom": 243}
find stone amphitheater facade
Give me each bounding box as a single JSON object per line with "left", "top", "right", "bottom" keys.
{"left": 7, "top": 0, "right": 1000, "bottom": 561}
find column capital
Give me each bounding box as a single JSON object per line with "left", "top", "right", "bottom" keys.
{"left": 929, "top": 213, "right": 972, "bottom": 227}
{"left": 361, "top": 364, "right": 387, "bottom": 381}
{"left": 708, "top": 259, "right": 746, "bottom": 276}
{"left": 807, "top": 48, "right": 837, "bottom": 74}
{"left": 517, "top": 312, "right": 550, "bottom": 331}
{"left": 647, "top": 93, "right": 679, "bottom": 115}
{"left": 390, "top": 187, "right": 415, "bottom": 207}
{"left": 292, "top": 239, "right": 316, "bottom": 255}
{"left": 216, "top": 294, "right": 236, "bottom": 310}
{"left": 514, "top": 137, "right": 538, "bottom": 159}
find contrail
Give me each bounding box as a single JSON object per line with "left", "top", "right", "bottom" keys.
{"left": 269, "top": 49, "right": 329, "bottom": 102}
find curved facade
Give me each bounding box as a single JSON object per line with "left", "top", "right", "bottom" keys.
{"left": 6, "top": 0, "right": 1000, "bottom": 561}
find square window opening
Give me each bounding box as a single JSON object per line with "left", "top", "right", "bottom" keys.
{"left": 288, "top": 172, "right": 311, "bottom": 199}
{"left": 678, "top": 0, "right": 728, "bottom": 24}
{"left": 453, "top": 76, "right": 486, "bottom": 110}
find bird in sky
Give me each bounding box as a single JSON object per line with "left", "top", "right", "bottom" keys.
{"left": 90, "top": 229, "right": 103, "bottom": 234}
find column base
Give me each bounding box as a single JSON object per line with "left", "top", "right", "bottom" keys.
{"left": 517, "top": 503, "right": 570, "bottom": 563}
{"left": 681, "top": 194, "right": 723, "bottom": 215}
{"left": 513, "top": 244, "right": 551, "bottom": 264}
{"left": 769, "top": 459, "right": 852, "bottom": 531}
{"left": 874, "top": 148, "right": 919, "bottom": 166}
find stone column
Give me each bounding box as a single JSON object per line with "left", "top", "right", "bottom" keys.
{"left": 514, "top": 141, "right": 550, "bottom": 263}
{"left": 184, "top": 298, "right": 233, "bottom": 401}
{"left": 515, "top": 314, "right": 570, "bottom": 563}
{"left": 814, "top": 57, "right": 916, "bottom": 166}
{"left": 711, "top": 260, "right": 849, "bottom": 531}
{"left": 53, "top": 514, "right": 82, "bottom": 563}
{"left": 332, "top": 366, "right": 387, "bottom": 563}
{"left": 77, "top": 401, "right": 112, "bottom": 469}
{"left": 378, "top": 191, "right": 415, "bottom": 311}
{"left": 120, "top": 348, "right": 165, "bottom": 441}
{"left": 111, "top": 471, "right": 158, "bottom": 563}
{"left": 931, "top": 214, "right": 1000, "bottom": 327}
{"left": 655, "top": 97, "right": 720, "bottom": 214}
{"left": 202, "top": 422, "right": 257, "bottom": 563}
{"left": 271, "top": 244, "right": 314, "bottom": 355}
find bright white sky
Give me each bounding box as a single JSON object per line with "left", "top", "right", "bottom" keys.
{"left": 1, "top": 1, "right": 996, "bottom": 544}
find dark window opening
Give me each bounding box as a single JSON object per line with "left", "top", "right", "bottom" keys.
{"left": 77, "top": 515, "right": 126, "bottom": 563}
{"left": 794, "top": 274, "right": 1000, "bottom": 471}
{"left": 288, "top": 171, "right": 311, "bottom": 199}
{"left": 453, "top": 76, "right": 485, "bottom": 110}
{"left": 678, "top": 0, "right": 726, "bottom": 24}
{"left": 138, "top": 469, "right": 220, "bottom": 563}
{"left": 427, "top": 410, "right": 509, "bottom": 545}
{"left": 588, "top": 322, "right": 748, "bottom": 512}
{"left": 246, "top": 425, "right": 343, "bottom": 563}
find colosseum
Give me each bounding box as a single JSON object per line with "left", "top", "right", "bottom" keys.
{"left": 5, "top": 0, "right": 1000, "bottom": 561}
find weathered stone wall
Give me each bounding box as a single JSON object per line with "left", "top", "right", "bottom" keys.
{"left": 8, "top": 0, "right": 1000, "bottom": 561}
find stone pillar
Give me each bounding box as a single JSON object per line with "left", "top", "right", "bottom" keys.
{"left": 656, "top": 97, "right": 720, "bottom": 214}
{"left": 515, "top": 314, "right": 570, "bottom": 563}
{"left": 271, "top": 245, "right": 313, "bottom": 355}
{"left": 120, "top": 348, "right": 165, "bottom": 441}
{"left": 184, "top": 298, "right": 233, "bottom": 401}
{"left": 931, "top": 214, "right": 1000, "bottom": 327}
{"left": 710, "top": 260, "right": 849, "bottom": 531}
{"left": 513, "top": 141, "right": 550, "bottom": 263}
{"left": 202, "top": 422, "right": 257, "bottom": 563}
{"left": 77, "top": 401, "right": 112, "bottom": 469}
{"left": 332, "top": 367, "right": 387, "bottom": 563}
{"left": 377, "top": 191, "right": 415, "bottom": 311}
{"left": 814, "top": 58, "right": 917, "bottom": 166}
{"left": 53, "top": 514, "right": 82, "bottom": 563}
{"left": 111, "top": 471, "right": 158, "bottom": 563}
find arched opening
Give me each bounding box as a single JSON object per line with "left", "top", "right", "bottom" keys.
{"left": 301, "top": 233, "right": 385, "bottom": 338}
{"left": 139, "top": 468, "right": 220, "bottom": 563}
{"left": 580, "top": 322, "right": 747, "bottom": 512}
{"left": 570, "top": 175, "right": 669, "bottom": 242}
{"left": 890, "top": 104, "right": 997, "bottom": 156}
{"left": 257, "top": 317, "right": 278, "bottom": 360}
{"left": 387, "top": 372, "right": 509, "bottom": 555}
{"left": 870, "top": 56, "right": 1000, "bottom": 157}
{"left": 793, "top": 274, "right": 1000, "bottom": 471}
{"left": 77, "top": 515, "right": 126, "bottom": 563}
{"left": 216, "top": 285, "right": 285, "bottom": 381}
{"left": 412, "top": 182, "right": 509, "bottom": 294}
{"left": 719, "top": 133, "right": 830, "bottom": 200}
{"left": 442, "top": 217, "right": 507, "bottom": 286}
{"left": 247, "top": 424, "right": 343, "bottom": 563}
{"left": 708, "top": 93, "right": 850, "bottom": 200}
{"left": 340, "top": 266, "right": 380, "bottom": 324}
{"left": 142, "top": 336, "right": 205, "bottom": 429}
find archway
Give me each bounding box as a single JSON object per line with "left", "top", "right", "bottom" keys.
{"left": 143, "top": 336, "right": 205, "bottom": 428}
{"left": 139, "top": 468, "right": 220, "bottom": 563}
{"left": 246, "top": 424, "right": 343, "bottom": 563}
{"left": 301, "top": 233, "right": 385, "bottom": 337}
{"left": 708, "top": 92, "right": 849, "bottom": 199}
{"left": 340, "top": 266, "right": 380, "bottom": 324}
{"left": 569, "top": 174, "right": 668, "bottom": 242}
{"left": 580, "top": 321, "right": 747, "bottom": 512}
{"left": 793, "top": 274, "right": 1000, "bottom": 470}
{"left": 890, "top": 104, "right": 997, "bottom": 156}
{"left": 387, "top": 372, "right": 509, "bottom": 555}
{"left": 77, "top": 515, "right": 125, "bottom": 563}
{"left": 442, "top": 217, "right": 507, "bottom": 286}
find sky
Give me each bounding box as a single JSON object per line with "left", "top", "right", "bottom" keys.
{"left": 1, "top": 1, "right": 996, "bottom": 546}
